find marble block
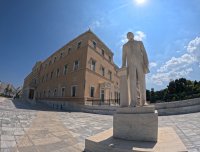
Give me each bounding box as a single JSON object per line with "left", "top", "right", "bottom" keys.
{"left": 113, "top": 106, "right": 158, "bottom": 142}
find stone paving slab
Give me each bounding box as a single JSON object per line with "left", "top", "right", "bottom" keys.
{"left": 0, "top": 97, "right": 200, "bottom": 152}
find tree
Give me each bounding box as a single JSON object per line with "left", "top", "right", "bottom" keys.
{"left": 150, "top": 88, "right": 156, "bottom": 103}
{"left": 146, "top": 89, "right": 150, "bottom": 101}
{"left": 4, "top": 85, "right": 9, "bottom": 96}
{"left": 168, "top": 80, "right": 176, "bottom": 94}
{"left": 152, "top": 78, "right": 200, "bottom": 102}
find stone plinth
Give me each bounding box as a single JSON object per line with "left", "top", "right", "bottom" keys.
{"left": 113, "top": 106, "right": 158, "bottom": 142}
{"left": 85, "top": 127, "right": 187, "bottom": 152}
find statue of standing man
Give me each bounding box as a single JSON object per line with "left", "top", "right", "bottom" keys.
{"left": 122, "top": 32, "right": 149, "bottom": 107}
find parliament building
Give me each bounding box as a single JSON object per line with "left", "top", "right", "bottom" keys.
{"left": 22, "top": 30, "right": 120, "bottom": 109}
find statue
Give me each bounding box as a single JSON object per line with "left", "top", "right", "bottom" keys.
{"left": 122, "top": 32, "right": 149, "bottom": 107}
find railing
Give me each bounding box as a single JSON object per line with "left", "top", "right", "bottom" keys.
{"left": 85, "top": 99, "right": 120, "bottom": 106}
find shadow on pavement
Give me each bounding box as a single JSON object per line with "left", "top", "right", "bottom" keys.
{"left": 11, "top": 99, "right": 68, "bottom": 112}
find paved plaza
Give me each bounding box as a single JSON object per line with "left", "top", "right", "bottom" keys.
{"left": 0, "top": 97, "right": 200, "bottom": 152}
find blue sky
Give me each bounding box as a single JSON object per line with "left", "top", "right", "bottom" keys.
{"left": 0, "top": 0, "right": 200, "bottom": 90}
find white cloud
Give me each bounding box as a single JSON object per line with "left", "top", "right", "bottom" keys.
{"left": 149, "top": 62, "right": 157, "bottom": 69}
{"left": 157, "top": 53, "right": 196, "bottom": 73}
{"left": 134, "top": 31, "right": 146, "bottom": 41}
{"left": 90, "top": 20, "right": 101, "bottom": 30}
{"left": 151, "top": 36, "right": 200, "bottom": 86}
{"left": 187, "top": 36, "right": 200, "bottom": 66}
{"left": 152, "top": 68, "right": 193, "bottom": 85}
{"left": 187, "top": 37, "right": 200, "bottom": 53}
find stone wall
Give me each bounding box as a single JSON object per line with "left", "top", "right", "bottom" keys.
{"left": 154, "top": 98, "right": 200, "bottom": 115}
{"left": 82, "top": 98, "right": 200, "bottom": 115}
{"left": 35, "top": 98, "right": 200, "bottom": 116}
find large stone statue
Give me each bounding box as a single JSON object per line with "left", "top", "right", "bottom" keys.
{"left": 122, "top": 32, "right": 149, "bottom": 107}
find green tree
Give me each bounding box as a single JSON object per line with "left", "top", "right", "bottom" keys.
{"left": 150, "top": 88, "right": 156, "bottom": 103}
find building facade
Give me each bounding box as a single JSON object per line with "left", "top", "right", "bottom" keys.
{"left": 22, "top": 30, "right": 120, "bottom": 108}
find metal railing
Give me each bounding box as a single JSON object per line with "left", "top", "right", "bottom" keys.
{"left": 85, "top": 99, "right": 120, "bottom": 106}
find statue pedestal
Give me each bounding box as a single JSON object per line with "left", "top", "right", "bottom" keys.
{"left": 113, "top": 106, "right": 158, "bottom": 142}
{"left": 84, "top": 106, "right": 187, "bottom": 152}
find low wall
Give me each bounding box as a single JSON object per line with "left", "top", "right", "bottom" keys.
{"left": 81, "top": 105, "right": 118, "bottom": 115}
{"left": 32, "top": 98, "right": 200, "bottom": 116}
{"left": 82, "top": 98, "right": 200, "bottom": 116}
{"left": 154, "top": 98, "right": 200, "bottom": 115}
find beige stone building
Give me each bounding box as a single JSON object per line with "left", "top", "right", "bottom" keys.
{"left": 22, "top": 30, "right": 120, "bottom": 109}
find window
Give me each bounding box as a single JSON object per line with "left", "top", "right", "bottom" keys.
{"left": 101, "top": 66, "right": 105, "bottom": 76}
{"left": 60, "top": 52, "right": 63, "bottom": 59}
{"left": 101, "top": 49, "right": 105, "bottom": 56}
{"left": 43, "top": 90, "right": 46, "bottom": 97}
{"left": 68, "top": 47, "right": 71, "bottom": 54}
{"left": 54, "top": 89, "right": 57, "bottom": 97}
{"left": 50, "top": 71, "right": 53, "bottom": 79}
{"left": 34, "top": 79, "right": 37, "bottom": 84}
{"left": 71, "top": 86, "right": 77, "bottom": 97}
{"left": 73, "top": 60, "right": 79, "bottom": 71}
{"left": 42, "top": 76, "right": 45, "bottom": 83}
{"left": 100, "top": 89, "right": 104, "bottom": 101}
{"left": 90, "top": 60, "right": 96, "bottom": 71}
{"left": 54, "top": 57, "right": 57, "bottom": 63}
{"left": 63, "top": 64, "right": 68, "bottom": 75}
{"left": 61, "top": 87, "right": 65, "bottom": 97}
{"left": 77, "top": 41, "right": 81, "bottom": 49}
{"left": 46, "top": 73, "right": 48, "bottom": 81}
{"left": 56, "top": 68, "right": 60, "bottom": 77}
{"left": 109, "top": 56, "right": 112, "bottom": 62}
{"left": 92, "top": 41, "right": 96, "bottom": 49}
{"left": 48, "top": 90, "right": 51, "bottom": 97}
{"left": 108, "top": 70, "right": 112, "bottom": 80}
{"left": 49, "top": 60, "right": 52, "bottom": 65}
{"left": 90, "top": 86, "right": 95, "bottom": 97}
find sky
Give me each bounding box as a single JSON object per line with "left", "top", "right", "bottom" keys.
{"left": 0, "top": 0, "right": 200, "bottom": 90}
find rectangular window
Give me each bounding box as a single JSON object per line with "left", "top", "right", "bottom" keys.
{"left": 43, "top": 90, "right": 46, "bottom": 97}
{"left": 56, "top": 68, "right": 60, "bottom": 77}
{"left": 92, "top": 41, "right": 96, "bottom": 49}
{"left": 61, "top": 87, "right": 65, "bottom": 97}
{"left": 77, "top": 41, "right": 81, "bottom": 49}
{"left": 100, "top": 89, "right": 104, "bottom": 101}
{"left": 63, "top": 64, "right": 68, "bottom": 75}
{"left": 90, "top": 86, "right": 95, "bottom": 97}
{"left": 101, "top": 49, "right": 105, "bottom": 56}
{"left": 42, "top": 76, "right": 45, "bottom": 82}
{"left": 101, "top": 66, "right": 105, "bottom": 76}
{"left": 50, "top": 71, "right": 53, "bottom": 79}
{"left": 48, "top": 90, "right": 51, "bottom": 97}
{"left": 91, "top": 60, "right": 96, "bottom": 71}
{"left": 109, "top": 56, "right": 112, "bottom": 62}
{"left": 54, "top": 57, "right": 57, "bottom": 63}
{"left": 49, "top": 60, "right": 52, "bottom": 65}
{"left": 60, "top": 52, "right": 63, "bottom": 59}
{"left": 108, "top": 70, "right": 112, "bottom": 80}
{"left": 54, "top": 89, "right": 57, "bottom": 97}
{"left": 71, "top": 86, "right": 77, "bottom": 97}
{"left": 68, "top": 47, "right": 71, "bottom": 54}
{"left": 73, "top": 60, "right": 79, "bottom": 71}
{"left": 46, "top": 73, "right": 48, "bottom": 81}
